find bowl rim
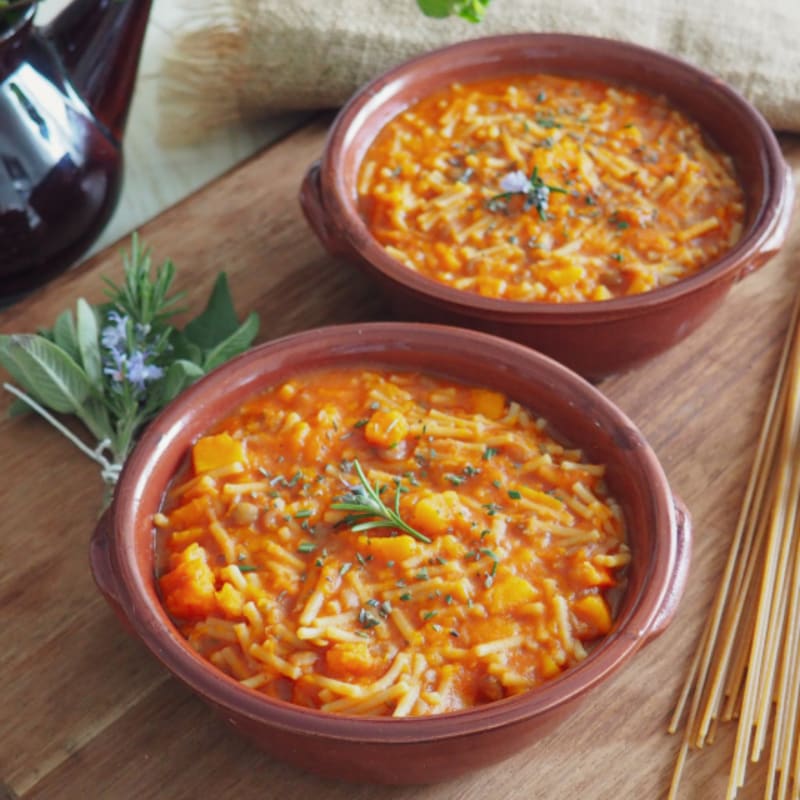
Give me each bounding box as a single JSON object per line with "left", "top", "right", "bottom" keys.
{"left": 107, "top": 322, "right": 681, "bottom": 743}
{"left": 318, "top": 32, "right": 787, "bottom": 321}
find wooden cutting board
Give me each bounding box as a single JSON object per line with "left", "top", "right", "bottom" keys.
{"left": 1, "top": 117, "right": 798, "bottom": 800}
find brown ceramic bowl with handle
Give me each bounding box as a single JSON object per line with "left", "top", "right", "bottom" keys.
{"left": 90, "top": 322, "right": 691, "bottom": 784}
{"left": 300, "top": 34, "right": 794, "bottom": 380}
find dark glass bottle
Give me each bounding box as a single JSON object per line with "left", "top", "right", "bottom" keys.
{"left": 0, "top": 0, "right": 152, "bottom": 301}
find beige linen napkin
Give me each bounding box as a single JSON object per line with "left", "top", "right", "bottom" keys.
{"left": 159, "top": 0, "right": 800, "bottom": 144}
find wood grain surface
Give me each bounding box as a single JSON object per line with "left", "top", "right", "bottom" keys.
{"left": 1, "top": 118, "right": 798, "bottom": 800}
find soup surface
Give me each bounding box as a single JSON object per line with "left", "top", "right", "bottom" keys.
{"left": 357, "top": 74, "right": 744, "bottom": 302}
{"left": 156, "top": 368, "right": 629, "bottom": 716}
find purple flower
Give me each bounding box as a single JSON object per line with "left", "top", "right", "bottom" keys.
{"left": 125, "top": 350, "right": 163, "bottom": 392}
{"left": 103, "top": 347, "right": 126, "bottom": 383}
{"left": 100, "top": 311, "right": 128, "bottom": 352}
{"left": 500, "top": 170, "right": 531, "bottom": 194}
{"left": 100, "top": 310, "right": 163, "bottom": 395}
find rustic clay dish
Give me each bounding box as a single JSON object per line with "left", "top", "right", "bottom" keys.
{"left": 90, "top": 323, "right": 691, "bottom": 783}
{"left": 300, "top": 34, "right": 794, "bottom": 380}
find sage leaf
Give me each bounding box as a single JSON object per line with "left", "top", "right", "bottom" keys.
{"left": 76, "top": 298, "right": 103, "bottom": 386}
{"left": 51, "top": 309, "right": 80, "bottom": 362}
{"left": 202, "top": 312, "right": 259, "bottom": 372}
{"left": 167, "top": 330, "right": 200, "bottom": 365}
{"left": 183, "top": 273, "right": 240, "bottom": 350}
{"left": 78, "top": 395, "right": 115, "bottom": 443}
{"left": 0, "top": 334, "right": 93, "bottom": 414}
{"left": 0, "top": 335, "right": 32, "bottom": 390}
{"left": 148, "top": 359, "right": 204, "bottom": 412}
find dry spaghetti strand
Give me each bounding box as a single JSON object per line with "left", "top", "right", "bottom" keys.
{"left": 668, "top": 288, "right": 800, "bottom": 799}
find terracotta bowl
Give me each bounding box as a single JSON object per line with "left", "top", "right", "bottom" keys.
{"left": 300, "top": 34, "right": 794, "bottom": 380}
{"left": 90, "top": 322, "right": 691, "bottom": 784}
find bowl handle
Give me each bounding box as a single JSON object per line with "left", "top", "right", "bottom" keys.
{"left": 299, "top": 160, "right": 349, "bottom": 258}
{"left": 643, "top": 494, "right": 693, "bottom": 644}
{"left": 736, "top": 162, "right": 796, "bottom": 281}
{"left": 90, "top": 506, "right": 130, "bottom": 629}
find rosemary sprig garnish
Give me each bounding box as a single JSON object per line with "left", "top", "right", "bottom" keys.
{"left": 489, "top": 166, "right": 568, "bottom": 220}
{"left": 331, "top": 459, "right": 431, "bottom": 543}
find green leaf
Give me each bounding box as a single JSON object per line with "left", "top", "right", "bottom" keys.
{"left": 8, "top": 397, "right": 32, "bottom": 417}
{"left": 51, "top": 309, "right": 81, "bottom": 362}
{"left": 0, "top": 334, "right": 93, "bottom": 414}
{"left": 202, "top": 312, "right": 259, "bottom": 372}
{"left": 416, "top": 0, "right": 453, "bottom": 18}
{"left": 167, "top": 329, "right": 203, "bottom": 365}
{"left": 76, "top": 298, "right": 103, "bottom": 386}
{"left": 80, "top": 395, "right": 115, "bottom": 443}
{"left": 417, "top": 0, "right": 490, "bottom": 20}
{"left": 148, "top": 359, "right": 204, "bottom": 412}
{"left": 183, "top": 273, "right": 241, "bottom": 350}
{"left": 0, "top": 336, "right": 32, "bottom": 390}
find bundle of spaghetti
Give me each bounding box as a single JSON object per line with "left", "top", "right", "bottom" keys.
{"left": 668, "top": 290, "right": 800, "bottom": 799}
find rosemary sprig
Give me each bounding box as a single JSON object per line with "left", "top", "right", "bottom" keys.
{"left": 331, "top": 460, "right": 431, "bottom": 543}
{"left": 489, "top": 166, "right": 568, "bottom": 220}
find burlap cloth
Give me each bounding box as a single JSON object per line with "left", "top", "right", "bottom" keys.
{"left": 159, "top": 0, "right": 800, "bottom": 144}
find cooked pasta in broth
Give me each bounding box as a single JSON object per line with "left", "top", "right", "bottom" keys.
{"left": 357, "top": 74, "right": 744, "bottom": 303}
{"left": 156, "top": 368, "right": 629, "bottom": 716}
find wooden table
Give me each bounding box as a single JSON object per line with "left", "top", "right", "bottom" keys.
{"left": 1, "top": 119, "right": 798, "bottom": 800}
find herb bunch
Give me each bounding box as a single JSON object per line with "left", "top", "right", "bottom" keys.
{"left": 0, "top": 235, "right": 259, "bottom": 487}
{"left": 416, "top": 0, "right": 491, "bottom": 22}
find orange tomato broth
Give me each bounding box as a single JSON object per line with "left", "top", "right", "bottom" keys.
{"left": 156, "top": 368, "right": 629, "bottom": 717}
{"left": 357, "top": 74, "right": 744, "bottom": 303}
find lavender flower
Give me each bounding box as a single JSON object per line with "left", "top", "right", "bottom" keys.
{"left": 499, "top": 170, "right": 532, "bottom": 194}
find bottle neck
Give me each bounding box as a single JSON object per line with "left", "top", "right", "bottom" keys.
{"left": 43, "top": 0, "right": 153, "bottom": 141}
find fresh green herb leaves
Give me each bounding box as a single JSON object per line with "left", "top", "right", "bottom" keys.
{"left": 416, "top": 0, "right": 491, "bottom": 22}
{"left": 331, "top": 459, "right": 431, "bottom": 543}
{"left": 0, "top": 234, "right": 259, "bottom": 488}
